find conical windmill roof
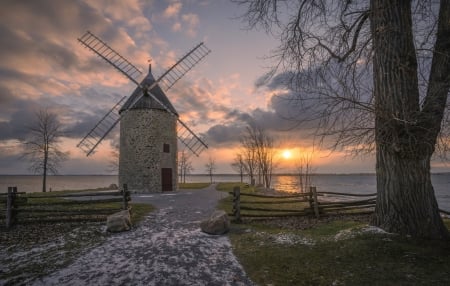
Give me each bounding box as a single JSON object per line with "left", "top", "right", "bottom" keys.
{"left": 120, "top": 68, "right": 178, "bottom": 116}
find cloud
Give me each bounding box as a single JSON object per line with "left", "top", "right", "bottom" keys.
{"left": 182, "top": 13, "right": 200, "bottom": 37}
{"left": 157, "top": 2, "right": 200, "bottom": 37}
{"left": 163, "top": 2, "right": 183, "bottom": 19}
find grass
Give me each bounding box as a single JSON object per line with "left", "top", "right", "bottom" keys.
{"left": 217, "top": 183, "right": 450, "bottom": 285}
{"left": 130, "top": 203, "right": 154, "bottom": 225}
{"left": 216, "top": 182, "right": 253, "bottom": 192}
{"left": 230, "top": 220, "right": 450, "bottom": 286}
{"left": 178, "top": 182, "right": 211, "bottom": 189}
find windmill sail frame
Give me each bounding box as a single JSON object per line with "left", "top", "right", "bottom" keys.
{"left": 76, "top": 31, "right": 210, "bottom": 157}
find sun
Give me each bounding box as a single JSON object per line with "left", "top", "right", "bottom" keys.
{"left": 282, "top": 150, "right": 292, "bottom": 159}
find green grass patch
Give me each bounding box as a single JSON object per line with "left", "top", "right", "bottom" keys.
{"left": 130, "top": 203, "right": 154, "bottom": 225}
{"left": 216, "top": 182, "right": 253, "bottom": 192}
{"left": 178, "top": 182, "right": 210, "bottom": 189}
{"left": 230, "top": 218, "right": 450, "bottom": 286}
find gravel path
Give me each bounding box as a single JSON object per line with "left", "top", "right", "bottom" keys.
{"left": 32, "top": 184, "right": 254, "bottom": 286}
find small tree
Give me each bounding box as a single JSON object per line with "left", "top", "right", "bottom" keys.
{"left": 242, "top": 124, "right": 276, "bottom": 188}
{"left": 22, "top": 109, "right": 68, "bottom": 192}
{"left": 295, "top": 151, "right": 314, "bottom": 193}
{"left": 178, "top": 150, "right": 194, "bottom": 183}
{"left": 205, "top": 156, "right": 216, "bottom": 184}
{"left": 231, "top": 153, "right": 247, "bottom": 183}
{"left": 241, "top": 136, "right": 257, "bottom": 185}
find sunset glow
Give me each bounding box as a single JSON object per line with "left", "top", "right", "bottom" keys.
{"left": 282, "top": 150, "right": 292, "bottom": 160}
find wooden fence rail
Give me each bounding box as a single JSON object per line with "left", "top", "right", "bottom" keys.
{"left": 231, "top": 186, "right": 450, "bottom": 221}
{"left": 1, "top": 184, "right": 131, "bottom": 228}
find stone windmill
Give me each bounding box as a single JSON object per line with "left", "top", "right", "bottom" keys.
{"left": 76, "top": 31, "right": 210, "bottom": 192}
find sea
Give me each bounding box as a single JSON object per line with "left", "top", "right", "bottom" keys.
{"left": 1, "top": 173, "right": 449, "bottom": 210}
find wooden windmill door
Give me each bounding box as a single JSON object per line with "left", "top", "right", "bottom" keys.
{"left": 161, "top": 168, "right": 173, "bottom": 192}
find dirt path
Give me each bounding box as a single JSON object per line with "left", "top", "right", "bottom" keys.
{"left": 32, "top": 185, "right": 254, "bottom": 286}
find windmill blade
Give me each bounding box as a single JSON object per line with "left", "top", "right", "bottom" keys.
{"left": 124, "top": 42, "right": 212, "bottom": 117}
{"left": 156, "top": 42, "right": 211, "bottom": 92}
{"left": 78, "top": 31, "right": 143, "bottom": 85}
{"left": 176, "top": 119, "right": 208, "bottom": 156}
{"left": 77, "top": 96, "right": 127, "bottom": 156}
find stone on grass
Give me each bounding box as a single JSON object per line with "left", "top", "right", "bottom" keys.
{"left": 200, "top": 210, "right": 230, "bottom": 235}
{"left": 108, "top": 183, "right": 118, "bottom": 189}
{"left": 106, "top": 210, "right": 131, "bottom": 232}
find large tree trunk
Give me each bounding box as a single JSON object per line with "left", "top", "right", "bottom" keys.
{"left": 375, "top": 147, "right": 448, "bottom": 238}
{"left": 371, "top": 0, "right": 449, "bottom": 239}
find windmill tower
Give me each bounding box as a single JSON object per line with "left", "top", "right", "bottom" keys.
{"left": 76, "top": 31, "right": 210, "bottom": 192}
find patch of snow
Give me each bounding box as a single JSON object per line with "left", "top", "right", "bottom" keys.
{"left": 273, "top": 233, "right": 315, "bottom": 246}
{"left": 254, "top": 231, "right": 315, "bottom": 246}
{"left": 334, "top": 229, "right": 356, "bottom": 241}
{"left": 333, "top": 225, "right": 393, "bottom": 241}
{"left": 360, "top": 225, "right": 391, "bottom": 235}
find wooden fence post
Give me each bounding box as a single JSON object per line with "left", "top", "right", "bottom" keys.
{"left": 308, "top": 187, "right": 313, "bottom": 210}
{"left": 311, "top": 186, "right": 320, "bottom": 219}
{"left": 233, "top": 186, "right": 241, "bottom": 223}
{"left": 6, "top": 186, "right": 17, "bottom": 228}
{"left": 122, "top": 184, "right": 129, "bottom": 210}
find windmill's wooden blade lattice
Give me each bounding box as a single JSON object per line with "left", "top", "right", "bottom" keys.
{"left": 177, "top": 119, "right": 208, "bottom": 156}
{"left": 78, "top": 31, "right": 143, "bottom": 85}
{"left": 77, "top": 30, "right": 210, "bottom": 156}
{"left": 123, "top": 42, "right": 212, "bottom": 119}
{"left": 156, "top": 42, "right": 211, "bottom": 92}
{"left": 77, "top": 96, "right": 127, "bottom": 156}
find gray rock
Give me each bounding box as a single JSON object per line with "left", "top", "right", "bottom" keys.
{"left": 200, "top": 210, "right": 230, "bottom": 235}
{"left": 108, "top": 183, "right": 118, "bottom": 189}
{"left": 106, "top": 210, "right": 131, "bottom": 232}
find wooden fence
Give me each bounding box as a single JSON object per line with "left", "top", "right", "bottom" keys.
{"left": 231, "top": 186, "right": 450, "bottom": 221}
{"left": 1, "top": 185, "right": 131, "bottom": 228}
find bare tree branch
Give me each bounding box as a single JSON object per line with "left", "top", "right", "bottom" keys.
{"left": 21, "top": 109, "right": 69, "bottom": 192}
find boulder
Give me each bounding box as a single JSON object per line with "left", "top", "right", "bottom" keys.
{"left": 108, "top": 183, "right": 118, "bottom": 190}
{"left": 106, "top": 210, "right": 131, "bottom": 232}
{"left": 200, "top": 210, "right": 230, "bottom": 235}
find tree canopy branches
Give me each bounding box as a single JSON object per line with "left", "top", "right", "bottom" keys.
{"left": 22, "top": 109, "right": 68, "bottom": 192}
{"left": 235, "top": 0, "right": 449, "bottom": 157}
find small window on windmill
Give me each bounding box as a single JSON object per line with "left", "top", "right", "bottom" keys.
{"left": 163, "top": 143, "right": 170, "bottom": 153}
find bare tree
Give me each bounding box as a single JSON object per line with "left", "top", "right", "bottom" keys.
{"left": 295, "top": 151, "right": 314, "bottom": 193}
{"left": 205, "top": 156, "right": 216, "bottom": 184}
{"left": 231, "top": 153, "right": 247, "bottom": 183}
{"left": 235, "top": 0, "right": 450, "bottom": 239}
{"left": 22, "top": 109, "right": 69, "bottom": 192}
{"left": 241, "top": 135, "right": 258, "bottom": 185}
{"left": 178, "top": 150, "right": 194, "bottom": 183}
{"left": 242, "top": 124, "right": 276, "bottom": 188}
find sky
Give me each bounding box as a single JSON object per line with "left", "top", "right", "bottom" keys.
{"left": 0, "top": 0, "right": 448, "bottom": 175}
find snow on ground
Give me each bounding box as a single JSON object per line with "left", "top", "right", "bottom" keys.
{"left": 333, "top": 225, "right": 393, "bottom": 241}
{"left": 254, "top": 231, "right": 315, "bottom": 246}
{"left": 32, "top": 188, "right": 254, "bottom": 286}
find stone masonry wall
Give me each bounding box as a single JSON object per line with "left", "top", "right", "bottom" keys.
{"left": 119, "top": 109, "right": 178, "bottom": 192}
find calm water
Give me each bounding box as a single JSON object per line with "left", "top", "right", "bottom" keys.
{"left": 1, "top": 173, "right": 449, "bottom": 209}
